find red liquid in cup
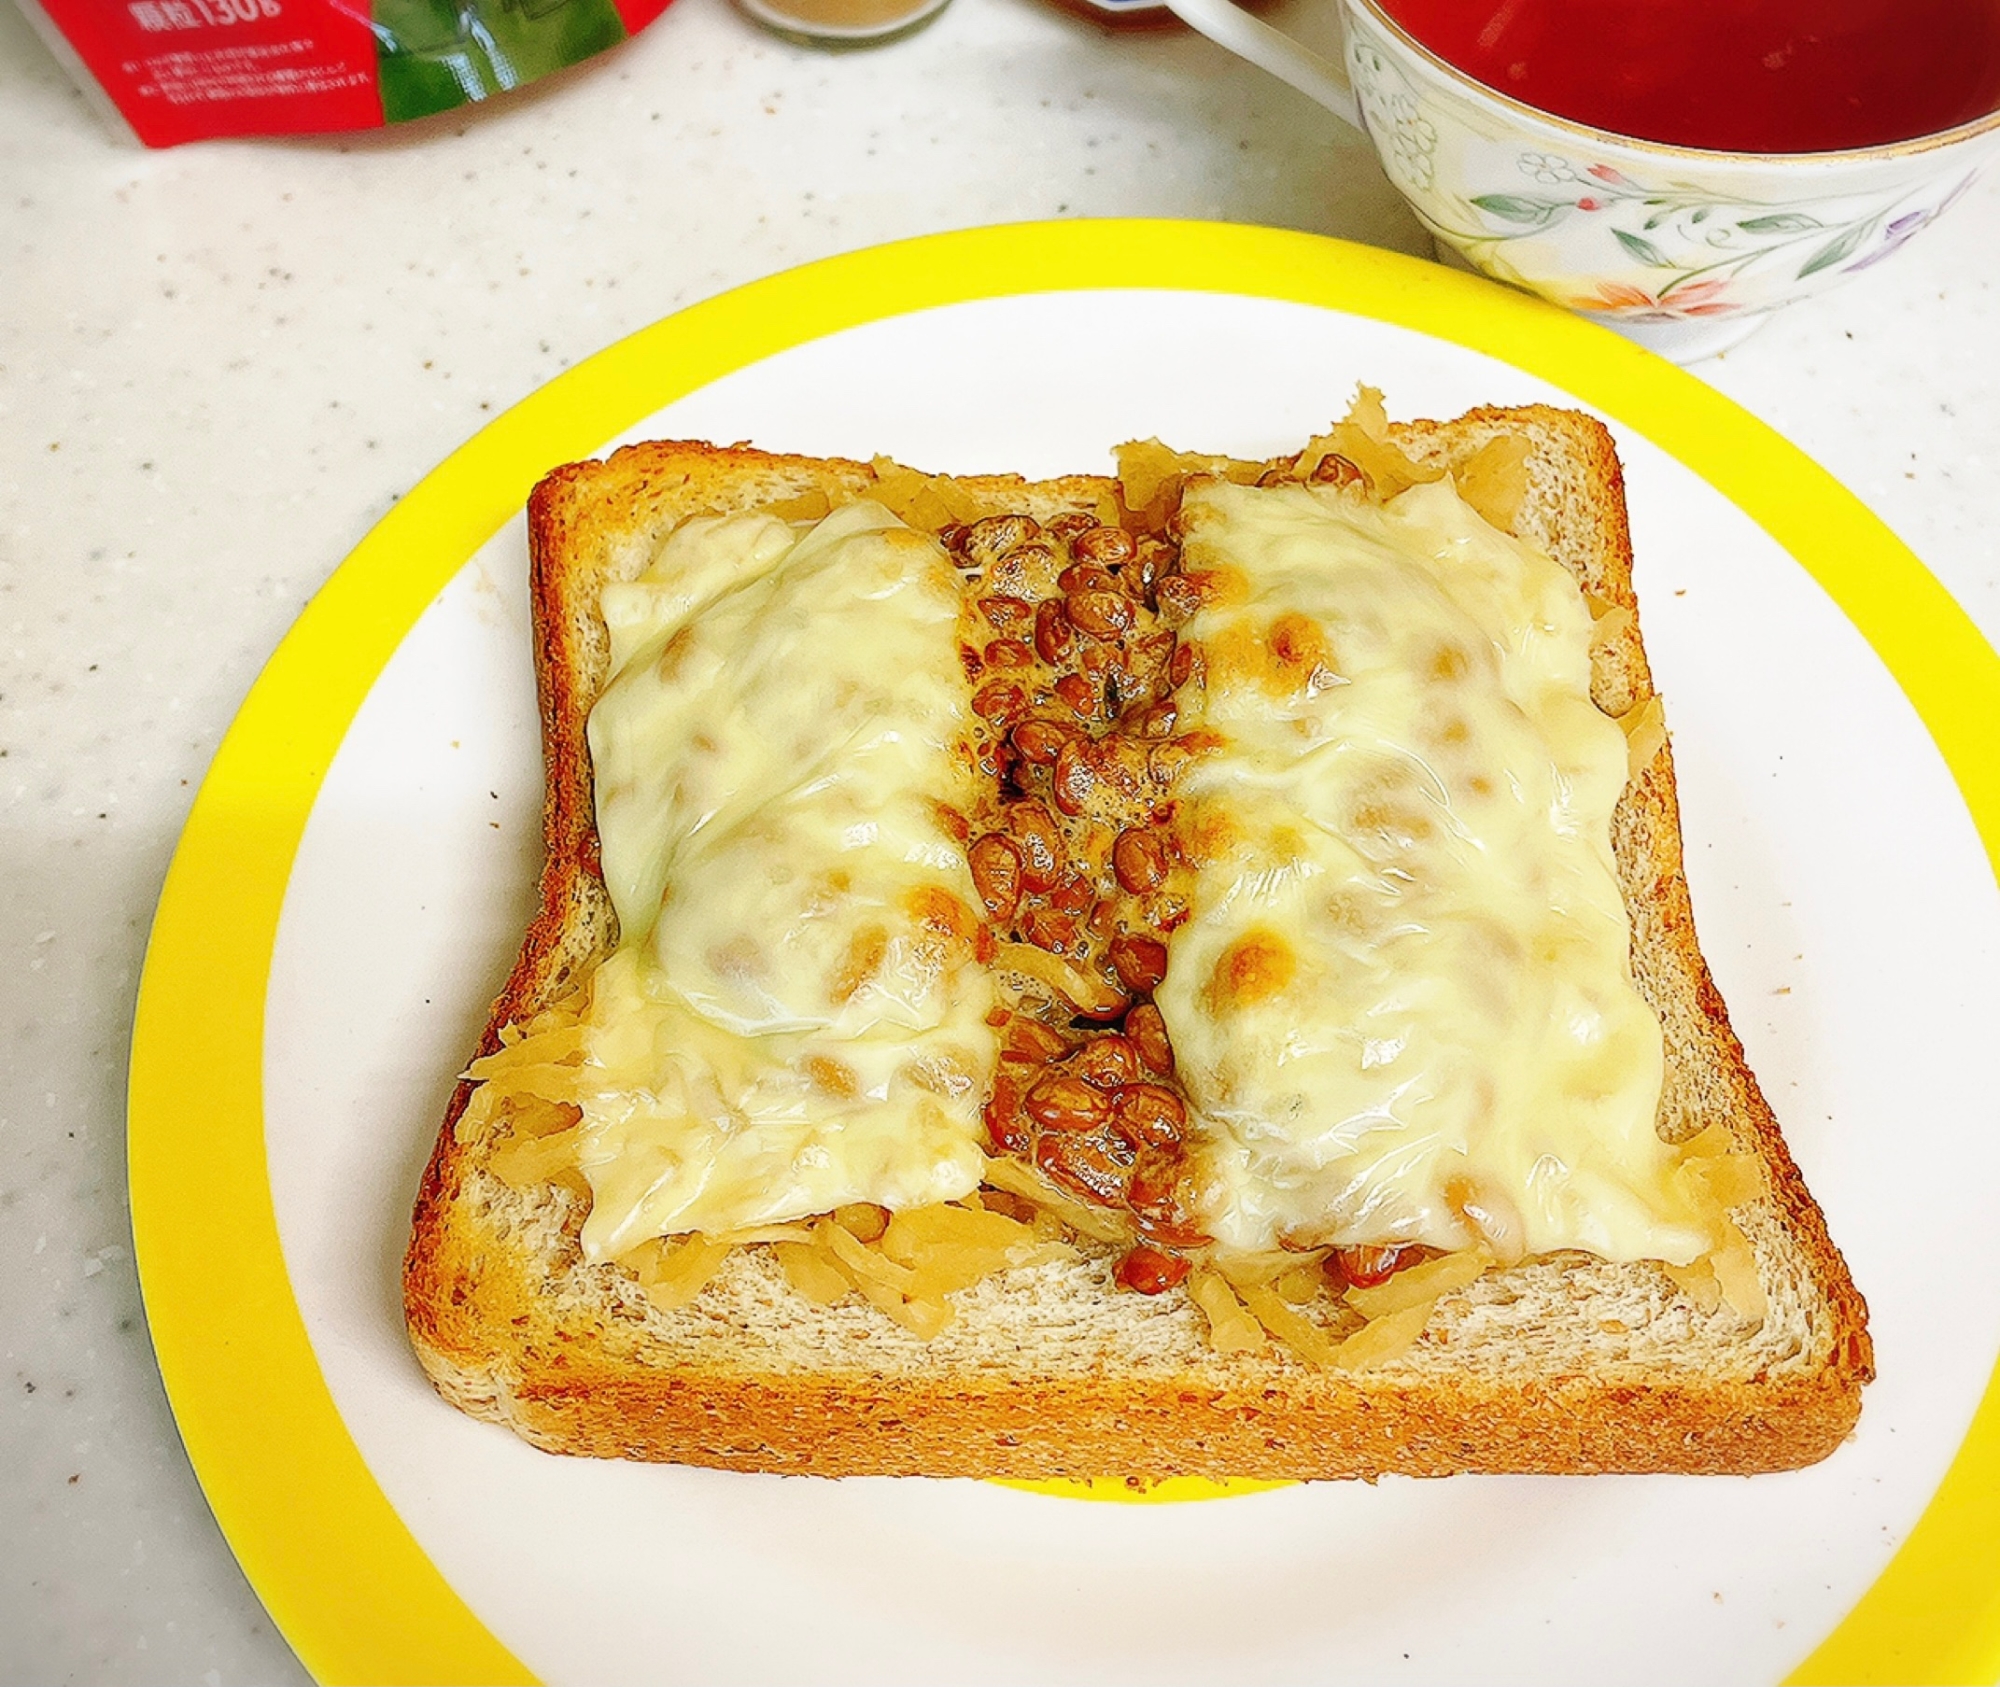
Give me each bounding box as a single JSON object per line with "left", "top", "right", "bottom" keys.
{"left": 1375, "top": 0, "right": 2000, "bottom": 151}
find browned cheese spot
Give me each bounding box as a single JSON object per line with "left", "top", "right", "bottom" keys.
{"left": 1208, "top": 929, "right": 1297, "bottom": 1011}
{"left": 907, "top": 884, "right": 980, "bottom": 944}
{"left": 1267, "top": 612, "right": 1336, "bottom": 693}
{"left": 654, "top": 625, "right": 696, "bottom": 682}
{"left": 807, "top": 1055, "right": 860, "bottom": 1098}
{"left": 1179, "top": 804, "right": 1241, "bottom": 868}
{"left": 1430, "top": 643, "right": 1471, "bottom": 682}
{"left": 830, "top": 924, "right": 889, "bottom": 1003}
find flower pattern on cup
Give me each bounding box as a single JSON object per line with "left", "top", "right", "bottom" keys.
{"left": 1385, "top": 98, "right": 1439, "bottom": 189}
{"left": 1429, "top": 151, "right": 1986, "bottom": 320}
{"left": 1352, "top": 44, "right": 1441, "bottom": 191}
{"left": 1570, "top": 276, "right": 1738, "bottom": 321}
{"left": 1354, "top": 45, "right": 1503, "bottom": 222}
{"left": 1843, "top": 176, "right": 1977, "bottom": 272}
{"left": 1517, "top": 151, "right": 1577, "bottom": 186}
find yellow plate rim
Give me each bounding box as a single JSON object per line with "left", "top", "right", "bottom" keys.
{"left": 128, "top": 218, "right": 2000, "bottom": 1687}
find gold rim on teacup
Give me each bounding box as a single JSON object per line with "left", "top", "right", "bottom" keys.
{"left": 1345, "top": 0, "right": 2000, "bottom": 166}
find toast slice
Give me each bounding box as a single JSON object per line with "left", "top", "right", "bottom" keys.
{"left": 403, "top": 410, "right": 1871, "bottom": 1478}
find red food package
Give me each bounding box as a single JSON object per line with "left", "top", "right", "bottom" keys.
{"left": 19, "top": 0, "right": 674, "bottom": 147}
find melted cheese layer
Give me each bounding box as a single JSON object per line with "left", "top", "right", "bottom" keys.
{"left": 572, "top": 502, "right": 997, "bottom": 1258}
{"left": 1158, "top": 478, "right": 1708, "bottom": 1266}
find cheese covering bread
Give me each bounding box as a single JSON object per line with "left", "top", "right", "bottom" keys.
{"left": 1161, "top": 476, "right": 1694, "bottom": 1266}
{"left": 575, "top": 501, "right": 998, "bottom": 1255}
{"left": 403, "top": 403, "right": 1871, "bottom": 1478}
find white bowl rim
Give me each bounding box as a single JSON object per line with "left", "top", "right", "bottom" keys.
{"left": 1348, "top": 0, "right": 2000, "bottom": 167}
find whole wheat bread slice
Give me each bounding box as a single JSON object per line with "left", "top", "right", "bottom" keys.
{"left": 403, "top": 412, "right": 1871, "bottom": 1478}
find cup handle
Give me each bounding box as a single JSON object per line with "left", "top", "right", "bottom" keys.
{"left": 1162, "top": 0, "right": 1363, "bottom": 132}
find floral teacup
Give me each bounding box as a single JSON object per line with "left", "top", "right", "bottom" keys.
{"left": 1164, "top": 0, "right": 2000, "bottom": 360}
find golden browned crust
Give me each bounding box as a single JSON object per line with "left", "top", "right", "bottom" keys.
{"left": 437, "top": 1367, "right": 1864, "bottom": 1479}
{"left": 404, "top": 420, "right": 1871, "bottom": 1479}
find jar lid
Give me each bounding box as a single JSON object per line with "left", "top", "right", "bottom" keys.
{"left": 733, "top": 0, "right": 953, "bottom": 43}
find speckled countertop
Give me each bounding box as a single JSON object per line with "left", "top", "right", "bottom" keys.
{"left": 1, "top": 0, "right": 1996, "bottom": 1679}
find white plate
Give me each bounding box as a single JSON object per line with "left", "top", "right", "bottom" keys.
{"left": 258, "top": 287, "right": 2000, "bottom": 1684}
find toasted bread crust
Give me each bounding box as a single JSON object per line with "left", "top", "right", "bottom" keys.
{"left": 404, "top": 418, "right": 1871, "bottom": 1479}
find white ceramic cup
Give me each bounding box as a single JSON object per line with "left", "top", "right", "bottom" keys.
{"left": 1166, "top": 0, "right": 2000, "bottom": 359}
